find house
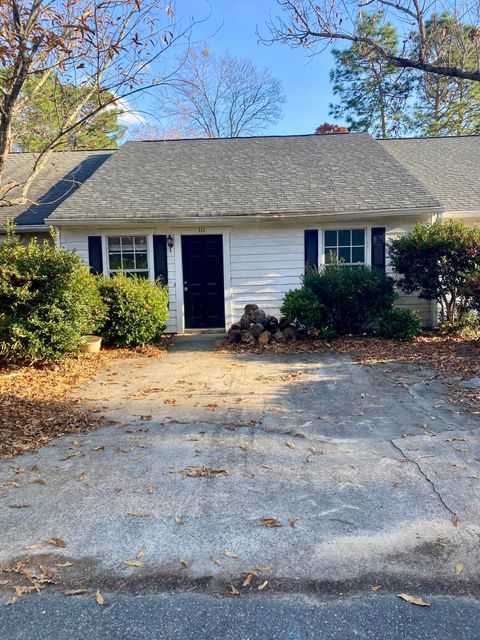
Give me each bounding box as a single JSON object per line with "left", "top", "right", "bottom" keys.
{"left": 2, "top": 133, "right": 479, "bottom": 333}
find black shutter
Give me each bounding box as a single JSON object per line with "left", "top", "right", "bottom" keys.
{"left": 304, "top": 230, "right": 318, "bottom": 271}
{"left": 88, "top": 236, "right": 103, "bottom": 275}
{"left": 371, "top": 227, "right": 386, "bottom": 271}
{"left": 153, "top": 235, "right": 168, "bottom": 284}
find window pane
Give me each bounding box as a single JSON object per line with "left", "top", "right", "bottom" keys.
{"left": 108, "top": 237, "right": 120, "bottom": 251}
{"left": 121, "top": 236, "right": 134, "bottom": 250}
{"left": 134, "top": 236, "right": 147, "bottom": 251}
{"left": 339, "top": 246, "right": 351, "bottom": 263}
{"left": 325, "top": 248, "right": 337, "bottom": 263}
{"left": 352, "top": 246, "right": 365, "bottom": 263}
{"left": 324, "top": 230, "right": 337, "bottom": 247}
{"left": 122, "top": 253, "right": 135, "bottom": 269}
{"left": 135, "top": 252, "right": 148, "bottom": 269}
{"left": 109, "top": 253, "right": 121, "bottom": 269}
{"left": 338, "top": 230, "right": 351, "bottom": 246}
{"left": 352, "top": 229, "right": 365, "bottom": 245}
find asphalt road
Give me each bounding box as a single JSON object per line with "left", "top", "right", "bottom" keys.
{"left": 1, "top": 592, "right": 480, "bottom": 640}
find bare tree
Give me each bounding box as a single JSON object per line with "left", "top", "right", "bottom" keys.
{"left": 155, "top": 47, "right": 286, "bottom": 138}
{"left": 0, "top": 0, "right": 195, "bottom": 206}
{"left": 265, "top": 0, "right": 480, "bottom": 82}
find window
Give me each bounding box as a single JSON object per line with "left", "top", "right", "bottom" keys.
{"left": 107, "top": 236, "right": 149, "bottom": 278}
{"left": 324, "top": 229, "right": 365, "bottom": 265}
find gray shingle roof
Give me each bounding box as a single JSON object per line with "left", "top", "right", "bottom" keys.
{"left": 1, "top": 150, "right": 113, "bottom": 226}
{"left": 47, "top": 133, "right": 441, "bottom": 222}
{"left": 380, "top": 136, "right": 480, "bottom": 212}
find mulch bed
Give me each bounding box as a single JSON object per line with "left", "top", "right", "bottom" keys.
{"left": 221, "top": 334, "right": 480, "bottom": 414}
{"left": 0, "top": 341, "right": 171, "bottom": 461}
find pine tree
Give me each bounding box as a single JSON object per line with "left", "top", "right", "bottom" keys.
{"left": 328, "top": 12, "right": 412, "bottom": 138}
{"left": 10, "top": 74, "right": 126, "bottom": 151}
{"left": 414, "top": 13, "right": 480, "bottom": 136}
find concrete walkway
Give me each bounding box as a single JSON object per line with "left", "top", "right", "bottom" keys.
{"left": 1, "top": 335, "right": 479, "bottom": 637}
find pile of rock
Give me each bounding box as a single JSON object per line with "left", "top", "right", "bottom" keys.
{"left": 225, "top": 304, "right": 297, "bottom": 345}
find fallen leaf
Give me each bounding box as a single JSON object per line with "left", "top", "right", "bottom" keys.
{"left": 370, "top": 585, "right": 382, "bottom": 592}
{"left": 175, "top": 516, "right": 183, "bottom": 525}
{"left": 122, "top": 560, "right": 144, "bottom": 567}
{"left": 39, "top": 565, "right": 55, "bottom": 580}
{"left": 146, "top": 484, "right": 154, "bottom": 494}
{"left": 242, "top": 571, "right": 257, "bottom": 587}
{"left": 452, "top": 514, "right": 460, "bottom": 527}
{"left": 45, "top": 537, "right": 67, "bottom": 548}
{"left": 286, "top": 442, "right": 296, "bottom": 449}
{"left": 179, "top": 559, "right": 189, "bottom": 568}
{"left": 397, "top": 593, "right": 430, "bottom": 607}
{"left": 95, "top": 590, "right": 105, "bottom": 605}
{"left": 224, "top": 551, "right": 238, "bottom": 559}
{"left": 257, "top": 580, "right": 269, "bottom": 591}
{"left": 289, "top": 518, "right": 297, "bottom": 528}
{"left": 128, "top": 512, "right": 151, "bottom": 518}
{"left": 211, "top": 556, "right": 222, "bottom": 566}
{"left": 455, "top": 561, "right": 464, "bottom": 576}
{"left": 92, "top": 446, "right": 104, "bottom": 452}
{"left": 259, "top": 517, "right": 282, "bottom": 528}
{"left": 136, "top": 545, "right": 146, "bottom": 560}
{"left": 64, "top": 589, "right": 89, "bottom": 596}
{"left": 255, "top": 565, "right": 273, "bottom": 572}
{"left": 9, "top": 503, "right": 30, "bottom": 509}
{"left": 55, "top": 562, "right": 73, "bottom": 568}
{"left": 32, "top": 479, "right": 46, "bottom": 485}
{"left": 229, "top": 585, "right": 240, "bottom": 596}
{"left": 79, "top": 473, "right": 86, "bottom": 482}
{"left": 25, "top": 543, "right": 42, "bottom": 550}
{"left": 183, "top": 466, "right": 228, "bottom": 478}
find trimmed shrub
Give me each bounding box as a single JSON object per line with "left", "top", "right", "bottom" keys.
{"left": 0, "top": 231, "right": 104, "bottom": 364}
{"left": 377, "top": 308, "right": 421, "bottom": 341}
{"left": 280, "top": 287, "right": 332, "bottom": 336}
{"left": 303, "top": 264, "right": 397, "bottom": 335}
{"left": 98, "top": 274, "right": 169, "bottom": 347}
{"left": 389, "top": 220, "right": 480, "bottom": 326}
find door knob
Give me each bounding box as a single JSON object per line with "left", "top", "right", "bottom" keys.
{"left": 184, "top": 286, "right": 188, "bottom": 292}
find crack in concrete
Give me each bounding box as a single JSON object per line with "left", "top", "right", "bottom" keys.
{"left": 390, "top": 439, "right": 457, "bottom": 518}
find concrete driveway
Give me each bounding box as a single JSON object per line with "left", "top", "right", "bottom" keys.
{"left": 1, "top": 335, "right": 479, "bottom": 639}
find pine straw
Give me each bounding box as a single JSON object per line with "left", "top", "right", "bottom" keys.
{"left": 0, "top": 340, "right": 171, "bottom": 460}
{"left": 222, "top": 335, "right": 480, "bottom": 414}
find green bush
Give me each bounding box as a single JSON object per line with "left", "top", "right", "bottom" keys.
{"left": 303, "top": 264, "right": 397, "bottom": 334}
{"left": 389, "top": 220, "right": 480, "bottom": 326}
{"left": 377, "top": 308, "right": 421, "bottom": 341}
{"left": 280, "top": 287, "right": 332, "bottom": 336}
{"left": 98, "top": 274, "right": 169, "bottom": 347}
{"left": 439, "top": 309, "right": 479, "bottom": 337}
{"left": 0, "top": 230, "right": 104, "bottom": 364}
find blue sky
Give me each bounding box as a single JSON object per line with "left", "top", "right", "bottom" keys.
{"left": 127, "top": 0, "right": 337, "bottom": 136}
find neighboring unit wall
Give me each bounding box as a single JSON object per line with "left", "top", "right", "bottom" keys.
{"left": 385, "top": 218, "right": 434, "bottom": 327}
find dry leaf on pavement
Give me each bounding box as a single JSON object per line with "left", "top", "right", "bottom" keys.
{"left": 397, "top": 593, "right": 430, "bottom": 607}
{"left": 452, "top": 514, "right": 460, "bottom": 527}
{"left": 64, "top": 589, "right": 89, "bottom": 596}
{"left": 257, "top": 581, "right": 269, "bottom": 591}
{"left": 259, "top": 517, "right": 282, "bottom": 528}
{"left": 136, "top": 545, "right": 146, "bottom": 560}
{"left": 286, "top": 442, "right": 296, "bottom": 449}
{"left": 179, "top": 559, "right": 189, "bottom": 568}
{"left": 224, "top": 551, "right": 238, "bottom": 559}
{"left": 128, "top": 512, "right": 151, "bottom": 518}
{"left": 95, "top": 590, "right": 105, "bottom": 605}
{"left": 122, "top": 560, "right": 145, "bottom": 567}
{"left": 370, "top": 585, "right": 382, "bottom": 592}
{"left": 44, "top": 537, "right": 67, "bottom": 548}
{"left": 175, "top": 516, "right": 183, "bottom": 525}
{"left": 455, "top": 561, "right": 464, "bottom": 576}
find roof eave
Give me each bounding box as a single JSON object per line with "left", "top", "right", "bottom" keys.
{"left": 48, "top": 206, "right": 444, "bottom": 226}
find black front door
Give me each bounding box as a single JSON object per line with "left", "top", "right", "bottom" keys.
{"left": 182, "top": 235, "right": 225, "bottom": 329}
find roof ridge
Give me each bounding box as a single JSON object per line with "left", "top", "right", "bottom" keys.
{"left": 124, "top": 132, "right": 371, "bottom": 144}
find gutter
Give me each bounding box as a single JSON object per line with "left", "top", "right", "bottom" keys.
{"left": 47, "top": 206, "right": 444, "bottom": 226}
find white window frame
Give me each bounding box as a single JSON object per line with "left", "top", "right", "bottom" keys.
{"left": 319, "top": 226, "right": 371, "bottom": 267}
{"left": 103, "top": 234, "right": 155, "bottom": 280}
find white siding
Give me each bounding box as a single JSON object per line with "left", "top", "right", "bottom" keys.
{"left": 229, "top": 225, "right": 304, "bottom": 321}
{"left": 385, "top": 218, "right": 434, "bottom": 327}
